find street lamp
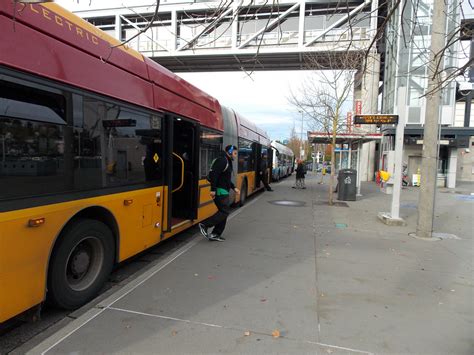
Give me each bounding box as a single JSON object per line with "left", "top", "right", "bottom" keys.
{"left": 298, "top": 110, "right": 304, "bottom": 160}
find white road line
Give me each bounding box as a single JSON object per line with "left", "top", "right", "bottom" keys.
{"left": 108, "top": 306, "right": 224, "bottom": 328}
{"left": 108, "top": 306, "right": 373, "bottom": 355}
{"left": 38, "top": 193, "right": 264, "bottom": 354}
{"left": 307, "top": 341, "right": 374, "bottom": 355}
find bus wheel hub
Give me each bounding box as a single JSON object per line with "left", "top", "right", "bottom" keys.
{"left": 71, "top": 250, "right": 90, "bottom": 276}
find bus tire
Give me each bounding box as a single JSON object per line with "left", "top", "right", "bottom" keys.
{"left": 48, "top": 219, "right": 115, "bottom": 309}
{"left": 239, "top": 180, "right": 247, "bottom": 207}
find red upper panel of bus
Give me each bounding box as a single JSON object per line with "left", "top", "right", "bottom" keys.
{"left": 0, "top": 2, "right": 222, "bottom": 131}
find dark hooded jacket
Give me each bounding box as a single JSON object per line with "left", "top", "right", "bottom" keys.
{"left": 296, "top": 162, "right": 306, "bottom": 179}
{"left": 210, "top": 151, "right": 235, "bottom": 193}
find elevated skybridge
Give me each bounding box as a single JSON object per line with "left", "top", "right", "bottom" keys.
{"left": 72, "top": 0, "right": 378, "bottom": 72}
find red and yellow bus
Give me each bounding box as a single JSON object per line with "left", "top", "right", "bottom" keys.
{"left": 0, "top": 2, "right": 272, "bottom": 323}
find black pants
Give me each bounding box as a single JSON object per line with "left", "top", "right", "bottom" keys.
{"left": 263, "top": 179, "right": 272, "bottom": 191}
{"left": 203, "top": 195, "right": 231, "bottom": 236}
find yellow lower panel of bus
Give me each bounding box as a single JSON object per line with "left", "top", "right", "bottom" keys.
{"left": 236, "top": 171, "right": 258, "bottom": 201}
{"left": 0, "top": 181, "right": 220, "bottom": 323}
{"left": 0, "top": 187, "right": 165, "bottom": 323}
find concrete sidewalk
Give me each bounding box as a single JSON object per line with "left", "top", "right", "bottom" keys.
{"left": 27, "top": 173, "right": 473, "bottom": 354}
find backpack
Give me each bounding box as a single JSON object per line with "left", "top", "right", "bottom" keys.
{"left": 206, "top": 157, "right": 228, "bottom": 182}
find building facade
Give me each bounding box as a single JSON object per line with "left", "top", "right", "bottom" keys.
{"left": 380, "top": 0, "right": 473, "bottom": 186}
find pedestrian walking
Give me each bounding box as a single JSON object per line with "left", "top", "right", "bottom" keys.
{"left": 293, "top": 160, "right": 306, "bottom": 189}
{"left": 199, "top": 145, "right": 240, "bottom": 242}
{"left": 259, "top": 153, "right": 273, "bottom": 191}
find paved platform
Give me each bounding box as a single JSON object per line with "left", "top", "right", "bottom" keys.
{"left": 26, "top": 174, "right": 473, "bottom": 354}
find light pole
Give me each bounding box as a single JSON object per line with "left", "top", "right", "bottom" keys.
{"left": 298, "top": 110, "right": 304, "bottom": 160}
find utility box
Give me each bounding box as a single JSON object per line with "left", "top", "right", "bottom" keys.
{"left": 337, "top": 169, "right": 357, "bottom": 201}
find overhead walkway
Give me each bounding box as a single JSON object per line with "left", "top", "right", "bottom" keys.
{"left": 66, "top": 0, "right": 378, "bottom": 71}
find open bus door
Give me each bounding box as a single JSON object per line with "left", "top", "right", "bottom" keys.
{"left": 255, "top": 143, "right": 262, "bottom": 189}
{"left": 267, "top": 146, "right": 274, "bottom": 183}
{"left": 163, "top": 115, "right": 199, "bottom": 234}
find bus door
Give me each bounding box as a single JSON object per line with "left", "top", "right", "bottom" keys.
{"left": 255, "top": 143, "right": 262, "bottom": 189}
{"left": 135, "top": 120, "right": 165, "bottom": 244}
{"left": 163, "top": 115, "right": 199, "bottom": 234}
{"left": 267, "top": 146, "right": 273, "bottom": 182}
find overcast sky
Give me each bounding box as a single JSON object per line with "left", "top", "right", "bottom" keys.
{"left": 178, "top": 71, "right": 309, "bottom": 141}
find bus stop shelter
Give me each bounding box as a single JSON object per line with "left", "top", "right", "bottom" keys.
{"left": 307, "top": 131, "right": 382, "bottom": 194}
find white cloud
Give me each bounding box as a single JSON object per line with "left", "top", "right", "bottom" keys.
{"left": 179, "top": 71, "right": 309, "bottom": 140}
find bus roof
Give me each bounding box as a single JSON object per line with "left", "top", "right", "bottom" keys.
{"left": 271, "top": 141, "right": 294, "bottom": 156}
{"left": 0, "top": 2, "right": 222, "bottom": 130}
{"left": 235, "top": 112, "right": 270, "bottom": 145}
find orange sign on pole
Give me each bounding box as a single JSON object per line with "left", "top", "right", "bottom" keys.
{"left": 355, "top": 100, "right": 362, "bottom": 127}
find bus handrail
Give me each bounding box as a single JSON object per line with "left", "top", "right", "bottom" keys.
{"left": 172, "top": 152, "right": 184, "bottom": 193}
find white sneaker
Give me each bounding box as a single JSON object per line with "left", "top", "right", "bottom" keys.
{"left": 209, "top": 234, "right": 225, "bottom": 242}
{"left": 199, "top": 223, "right": 209, "bottom": 239}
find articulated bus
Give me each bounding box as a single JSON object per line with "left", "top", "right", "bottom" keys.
{"left": 271, "top": 140, "right": 295, "bottom": 181}
{"left": 0, "top": 2, "right": 271, "bottom": 323}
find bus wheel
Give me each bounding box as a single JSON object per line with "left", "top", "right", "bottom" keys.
{"left": 48, "top": 219, "right": 114, "bottom": 309}
{"left": 239, "top": 181, "right": 247, "bottom": 206}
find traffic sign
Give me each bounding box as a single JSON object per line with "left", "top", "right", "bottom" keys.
{"left": 353, "top": 114, "right": 398, "bottom": 125}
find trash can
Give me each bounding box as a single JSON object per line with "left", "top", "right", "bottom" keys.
{"left": 337, "top": 169, "right": 357, "bottom": 201}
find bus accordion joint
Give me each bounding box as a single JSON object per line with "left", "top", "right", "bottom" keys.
{"left": 28, "top": 218, "right": 45, "bottom": 227}
{"left": 123, "top": 199, "right": 134, "bottom": 206}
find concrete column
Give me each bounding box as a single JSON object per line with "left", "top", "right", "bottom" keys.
{"left": 171, "top": 10, "right": 178, "bottom": 51}
{"left": 359, "top": 52, "right": 380, "bottom": 181}
{"left": 231, "top": 2, "right": 239, "bottom": 48}
{"left": 115, "top": 14, "right": 122, "bottom": 41}
{"left": 446, "top": 148, "right": 457, "bottom": 188}
{"left": 348, "top": 144, "right": 352, "bottom": 169}
{"left": 298, "top": 1, "right": 306, "bottom": 47}
{"left": 339, "top": 146, "right": 342, "bottom": 170}
{"left": 356, "top": 142, "right": 362, "bottom": 196}
{"left": 390, "top": 86, "right": 407, "bottom": 220}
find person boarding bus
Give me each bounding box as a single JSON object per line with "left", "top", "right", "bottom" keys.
{"left": 199, "top": 145, "right": 240, "bottom": 241}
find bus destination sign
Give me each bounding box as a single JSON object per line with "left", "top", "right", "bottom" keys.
{"left": 353, "top": 114, "right": 398, "bottom": 125}
{"left": 102, "top": 119, "right": 137, "bottom": 128}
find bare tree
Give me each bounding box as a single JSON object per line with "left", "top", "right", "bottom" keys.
{"left": 289, "top": 53, "right": 361, "bottom": 204}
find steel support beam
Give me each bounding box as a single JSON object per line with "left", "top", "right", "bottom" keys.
{"left": 304, "top": 0, "right": 371, "bottom": 47}
{"left": 238, "top": 2, "right": 301, "bottom": 49}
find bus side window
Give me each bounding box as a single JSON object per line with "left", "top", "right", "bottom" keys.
{"left": 0, "top": 77, "right": 69, "bottom": 201}
{"left": 200, "top": 129, "right": 222, "bottom": 179}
